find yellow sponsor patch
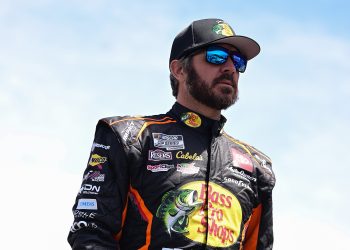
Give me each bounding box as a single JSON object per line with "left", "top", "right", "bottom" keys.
{"left": 181, "top": 112, "right": 201, "bottom": 128}
{"left": 156, "top": 181, "right": 242, "bottom": 247}
{"left": 89, "top": 154, "right": 107, "bottom": 167}
{"left": 176, "top": 151, "right": 203, "bottom": 161}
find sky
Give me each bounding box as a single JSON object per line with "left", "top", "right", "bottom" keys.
{"left": 0, "top": 0, "right": 349, "bottom": 249}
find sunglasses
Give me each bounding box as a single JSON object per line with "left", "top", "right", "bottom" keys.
{"left": 206, "top": 46, "right": 247, "bottom": 73}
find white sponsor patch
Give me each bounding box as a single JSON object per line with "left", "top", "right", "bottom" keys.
{"left": 147, "top": 164, "right": 174, "bottom": 172}
{"left": 77, "top": 199, "right": 97, "bottom": 210}
{"left": 176, "top": 163, "right": 200, "bottom": 174}
{"left": 152, "top": 133, "right": 185, "bottom": 151}
{"left": 70, "top": 221, "right": 97, "bottom": 233}
{"left": 79, "top": 184, "right": 100, "bottom": 195}
{"left": 73, "top": 210, "right": 97, "bottom": 219}
{"left": 122, "top": 121, "right": 136, "bottom": 141}
{"left": 91, "top": 142, "right": 110, "bottom": 151}
{"left": 148, "top": 149, "right": 172, "bottom": 161}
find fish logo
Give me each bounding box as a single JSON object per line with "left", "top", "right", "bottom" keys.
{"left": 181, "top": 112, "right": 202, "bottom": 128}
{"left": 212, "top": 23, "right": 234, "bottom": 36}
{"left": 156, "top": 189, "right": 203, "bottom": 234}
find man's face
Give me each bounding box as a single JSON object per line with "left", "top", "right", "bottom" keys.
{"left": 185, "top": 44, "right": 240, "bottom": 110}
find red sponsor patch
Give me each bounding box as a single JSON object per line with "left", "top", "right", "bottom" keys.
{"left": 230, "top": 148, "right": 253, "bottom": 172}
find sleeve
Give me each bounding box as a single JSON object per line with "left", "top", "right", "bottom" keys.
{"left": 243, "top": 192, "right": 274, "bottom": 250}
{"left": 67, "top": 121, "right": 130, "bottom": 250}
{"left": 243, "top": 155, "right": 275, "bottom": 250}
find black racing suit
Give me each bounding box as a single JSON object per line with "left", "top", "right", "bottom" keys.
{"left": 68, "top": 102, "right": 275, "bottom": 250}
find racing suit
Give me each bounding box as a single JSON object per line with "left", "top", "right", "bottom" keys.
{"left": 68, "top": 102, "right": 275, "bottom": 250}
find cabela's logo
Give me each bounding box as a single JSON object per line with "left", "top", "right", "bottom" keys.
{"left": 212, "top": 22, "right": 234, "bottom": 36}
{"left": 181, "top": 112, "right": 201, "bottom": 128}
{"left": 156, "top": 181, "right": 242, "bottom": 247}
{"left": 176, "top": 151, "right": 203, "bottom": 161}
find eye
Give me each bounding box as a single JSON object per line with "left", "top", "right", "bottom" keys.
{"left": 208, "top": 54, "right": 226, "bottom": 64}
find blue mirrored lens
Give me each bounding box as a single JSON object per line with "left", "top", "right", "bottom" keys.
{"left": 232, "top": 54, "right": 247, "bottom": 73}
{"left": 206, "top": 46, "right": 247, "bottom": 73}
{"left": 206, "top": 49, "right": 229, "bottom": 64}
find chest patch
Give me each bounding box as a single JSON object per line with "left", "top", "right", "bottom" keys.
{"left": 156, "top": 181, "right": 242, "bottom": 247}
{"left": 230, "top": 148, "right": 253, "bottom": 172}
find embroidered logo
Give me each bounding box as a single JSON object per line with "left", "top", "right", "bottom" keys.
{"left": 181, "top": 112, "right": 201, "bottom": 128}
{"left": 212, "top": 22, "right": 234, "bottom": 36}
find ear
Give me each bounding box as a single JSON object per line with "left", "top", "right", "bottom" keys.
{"left": 170, "top": 60, "right": 186, "bottom": 82}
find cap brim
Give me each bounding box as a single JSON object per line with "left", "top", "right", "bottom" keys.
{"left": 208, "top": 35, "right": 260, "bottom": 60}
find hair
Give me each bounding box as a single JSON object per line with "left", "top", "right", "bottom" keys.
{"left": 169, "top": 54, "right": 193, "bottom": 98}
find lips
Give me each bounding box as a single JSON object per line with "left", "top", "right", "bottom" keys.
{"left": 218, "top": 80, "right": 234, "bottom": 86}
{"left": 214, "top": 74, "right": 236, "bottom": 88}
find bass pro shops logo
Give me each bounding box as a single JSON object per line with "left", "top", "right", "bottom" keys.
{"left": 212, "top": 21, "right": 235, "bottom": 36}
{"left": 156, "top": 181, "right": 242, "bottom": 247}
{"left": 181, "top": 112, "right": 201, "bottom": 128}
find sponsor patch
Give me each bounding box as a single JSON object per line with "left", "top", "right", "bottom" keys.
{"left": 73, "top": 210, "right": 97, "bottom": 219}
{"left": 227, "top": 166, "right": 256, "bottom": 182}
{"left": 70, "top": 220, "right": 97, "bottom": 233}
{"left": 148, "top": 149, "right": 172, "bottom": 161}
{"left": 230, "top": 148, "right": 253, "bottom": 172}
{"left": 76, "top": 199, "right": 97, "bottom": 210}
{"left": 212, "top": 21, "right": 234, "bottom": 36}
{"left": 91, "top": 142, "right": 110, "bottom": 151}
{"left": 89, "top": 154, "right": 107, "bottom": 168}
{"left": 83, "top": 170, "right": 105, "bottom": 182}
{"left": 79, "top": 184, "right": 100, "bottom": 195}
{"left": 181, "top": 112, "right": 201, "bottom": 128}
{"left": 223, "top": 177, "right": 253, "bottom": 191}
{"left": 176, "top": 163, "right": 200, "bottom": 174}
{"left": 156, "top": 181, "right": 242, "bottom": 247}
{"left": 153, "top": 133, "right": 185, "bottom": 151}
{"left": 122, "top": 121, "right": 136, "bottom": 141}
{"left": 147, "top": 164, "right": 174, "bottom": 172}
{"left": 253, "top": 153, "right": 273, "bottom": 175}
{"left": 176, "top": 151, "right": 203, "bottom": 161}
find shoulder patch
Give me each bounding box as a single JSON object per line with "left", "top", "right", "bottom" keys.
{"left": 100, "top": 115, "right": 177, "bottom": 145}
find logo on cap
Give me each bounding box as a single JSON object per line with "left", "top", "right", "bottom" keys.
{"left": 212, "top": 22, "right": 234, "bottom": 36}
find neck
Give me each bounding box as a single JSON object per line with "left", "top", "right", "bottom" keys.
{"left": 176, "top": 95, "right": 221, "bottom": 120}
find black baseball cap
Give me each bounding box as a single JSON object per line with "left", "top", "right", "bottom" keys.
{"left": 169, "top": 18, "right": 260, "bottom": 64}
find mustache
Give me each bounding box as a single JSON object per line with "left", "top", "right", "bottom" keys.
{"left": 213, "top": 74, "right": 237, "bottom": 87}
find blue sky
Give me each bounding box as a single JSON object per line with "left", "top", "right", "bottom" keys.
{"left": 1, "top": 1, "right": 349, "bottom": 249}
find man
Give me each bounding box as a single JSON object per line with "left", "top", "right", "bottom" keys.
{"left": 68, "top": 18, "right": 275, "bottom": 250}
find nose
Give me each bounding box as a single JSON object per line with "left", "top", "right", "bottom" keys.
{"left": 221, "top": 57, "right": 237, "bottom": 74}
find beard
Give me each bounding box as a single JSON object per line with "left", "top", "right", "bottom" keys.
{"left": 185, "top": 65, "right": 239, "bottom": 110}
